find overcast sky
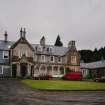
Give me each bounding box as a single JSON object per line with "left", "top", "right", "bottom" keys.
{"left": 0, "top": 0, "right": 105, "bottom": 50}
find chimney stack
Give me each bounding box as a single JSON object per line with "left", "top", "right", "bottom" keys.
{"left": 68, "top": 40, "right": 77, "bottom": 51}
{"left": 4, "top": 31, "right": 8, "bottom": 42}
{"left": 20, "top": 27, "right": 26, "bottom": 38}
{"left": 68, "top": 40, "right": 75, "bottom": 48}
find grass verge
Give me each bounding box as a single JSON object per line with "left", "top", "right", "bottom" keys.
{"left": 21, "top": 80, "right": 105, "bottom": 91}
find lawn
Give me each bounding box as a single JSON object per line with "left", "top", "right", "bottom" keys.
{"left": 21, "top": 80, "right": 105, "bottom": 91}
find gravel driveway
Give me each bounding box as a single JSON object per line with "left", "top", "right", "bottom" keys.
{"left": 0, "top": 80, "right": 105, "bottom": 105}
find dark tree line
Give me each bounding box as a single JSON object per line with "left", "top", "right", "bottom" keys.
{"left": 79, "top": 47, "right": 105, "bottom": 63}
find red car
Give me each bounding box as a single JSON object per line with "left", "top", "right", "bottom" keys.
{"left": 63, "top": 72, "right": 83, "bottom": 80}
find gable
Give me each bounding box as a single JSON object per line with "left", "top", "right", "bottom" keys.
{"left": 11, "top": 37, "right": 34, "bottom": 51}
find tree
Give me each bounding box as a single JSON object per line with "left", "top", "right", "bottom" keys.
{"left": 79, "top": 50, "right": 93, "bottom": 63}
{"left": 79, "top": 47, "right": 105, "bottom": 63}
{"left": 54, "top": 35, "right": 63, "bottom": 47}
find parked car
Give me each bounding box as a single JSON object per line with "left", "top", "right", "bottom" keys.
{"left": 63, "top": 72, "right": 83, "bottom": 80}
{"left": 94, "top": 76, "right": 105, "bottom": 82}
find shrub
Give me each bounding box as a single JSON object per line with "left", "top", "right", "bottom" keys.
{"left": 33, "top": 74, "right": 52, "bottom": 80}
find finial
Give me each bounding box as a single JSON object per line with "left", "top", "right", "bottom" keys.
{"left": 20, "top": 27, "right": 23, "bottom": 37}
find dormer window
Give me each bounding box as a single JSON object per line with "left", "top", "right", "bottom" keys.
{"left": 49, "top": 47, "right": 52, "bottom": 52}
{"left": 3, "top": 51, "right": 9, "bottom": 59}
{"left": 47, "top": 47, "right": 53, "bottom": 53}
{"left": 38, "top": 46, "right": 43, "bottom": 52}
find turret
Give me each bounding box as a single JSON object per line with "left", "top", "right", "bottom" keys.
{"left": 40, "top": 36, "right": 45, "bottom": 47}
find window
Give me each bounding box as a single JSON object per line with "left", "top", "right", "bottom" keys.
{"left": 47, "top": 47, "right": 53, "bottom": 53}
{"left": 47, "top": 48, "right": 49, "bottom": 52}
{"left": 53, "top": 66, "right": 58, "bottom": 75}
{"left": 19, "top": 50, "right": 27, "bottom": 58}
{"left": 50, "top": 56, "right": 54, "bottom": 62}
{"left": 0, "top": 66, "right": 3, "bottom": 74}
{"left": 49, "top": 47, "right": 52, "bottom": 52}
{"left": 58, "top": 57, "right": 62, "bottom": 63}
{"left": 41, "top": 55, "right": 45, "bottom": 62}
{"left": 3, "top": 51, "right": 9, "bottom": 59}
{"left": 71, "top": 56, "right": 77, "bottom": 64}
{"left": 38, "top": 46, "right": 43, "bottom": 52}
{"left": 60, "top": 66, "right": 64, "bottom": 74}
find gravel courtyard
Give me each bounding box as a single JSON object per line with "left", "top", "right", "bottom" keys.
{"left": 0, "top": 80, "right": 105, "bottom": 105}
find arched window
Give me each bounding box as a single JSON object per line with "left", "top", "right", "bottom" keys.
{"left": 40, "top": 65, "right": 46, "bottom": 70}
{"left": 34, "top": 65, "right": 39, "bottom": 75}
{"left": 47, "top": 66, "right": 52, "bottom": 75}
{"left": 53, "top": 66, "right": 58, "bottom": 75}
{"left": 40, "top": 65, "right": 46, "bottom": 74}
{"left": 47, "top": 66, "right": 52, "bottom": 70}
{"left": 60, "top": 66, "right": 64, "bottom": 74}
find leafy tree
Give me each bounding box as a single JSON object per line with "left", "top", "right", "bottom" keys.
{"left": 54, "top": 35, "right": 63, "bottom": 47}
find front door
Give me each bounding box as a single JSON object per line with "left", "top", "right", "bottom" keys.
{"left": 12, "top": 64, "right": 17, "bottom": 78}
{"left": 20, "top": 63, "right": 27, "bottom": 78}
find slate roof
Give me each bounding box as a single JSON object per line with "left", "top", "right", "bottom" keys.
{"left": 0, "top": 40, "right": 13, "bottom": 50}
{"left": 0, "top": 40, "right": 68, "bottom": 56}
{"left": 80, "top": 60, "right": 105, "bottom": 69}
{"left": 32, "top": 44, "right": 68, "bottom": 56}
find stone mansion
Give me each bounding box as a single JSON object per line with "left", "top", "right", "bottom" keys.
{"left": 0, "top": 28, "right": 80, "bottom": 78}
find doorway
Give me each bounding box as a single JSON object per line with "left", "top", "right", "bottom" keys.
{"left": 20, "top": 63, "right": 27, "bottom": 78}
{"left": 12, "top": 64, "right": 17, "bottom": 78}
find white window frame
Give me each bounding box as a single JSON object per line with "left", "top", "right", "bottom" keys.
{"left": 58, "top": 57, "right": 62, "bottom": 63}
{"left": 0, "top": 66, "right": 3, "bottom": 74}
{"left": 49, "top": 47, "right": 52, "bottom": 53}
{"left": 47, "top": 47, "right": 53, "bottom": 53}
{"left": 3, "top": 51, "right": 9, "bottom": 59}
{"left": 71, "top": 56, "right": 77, "bottom": 64}
{"left": 50, "top": 56, "right": 54, "bottom": 63}
{"left": 41, "top": 55, "right": 45, "bottom": 62}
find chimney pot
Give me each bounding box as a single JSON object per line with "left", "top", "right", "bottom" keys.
{"left": 4, "top": 31, "right": 8, "bottom": 42}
